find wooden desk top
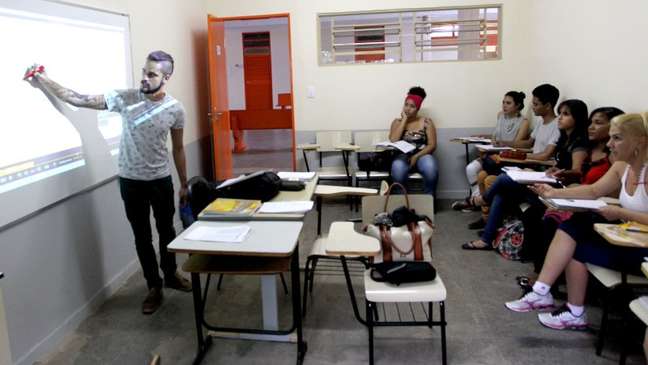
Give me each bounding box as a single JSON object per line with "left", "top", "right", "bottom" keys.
{"left": 169, "top": 220, "right": 303, "bottom": 256}
{"left": 296, "top": 143, "right": 319, "bottom": 150}
{"left": 450, "top": 137, "right": 491, "bottom": 145}
{"left": 315, "top": 185, "right": 377, "bottom": 197}
{"left": 499, "top": 157, "right": 556, "bottom": 167}
{"left": 199, "top": 175, "right": 318, "bottom": 221}
{"left": 334, "top": 143, "right": 360, "bottom": 151}
{"left": 594, "top": 223, "right": 648, "bottom": 248}
{"left": 325, "top": 222, "right": 380, "bottom": 256}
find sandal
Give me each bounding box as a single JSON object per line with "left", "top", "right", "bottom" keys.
{"left": 461, "top": 240, "right": 492, "bottom": 251}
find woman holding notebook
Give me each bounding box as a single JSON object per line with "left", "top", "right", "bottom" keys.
{"left": 505, "top": 112, "right": 648, "bottom": 331}
{"left": 388, "top": 86, "right": 438, "bottom": 195}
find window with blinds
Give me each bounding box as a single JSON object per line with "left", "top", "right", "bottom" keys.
{"left": 318, "top": 5, "right": 500, "bottom": 65}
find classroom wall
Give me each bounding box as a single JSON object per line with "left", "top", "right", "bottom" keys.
{"left": 527, "top": 0, "right": 648, "bottom": 114}
{"left": 206, "top": 0, "right": 533, "bottom": 130}
{"left": 0, "top": 1, "right": 210, "bottom": 364}
{"left": 225, "top": 19, "right": 291, "bottom": 110}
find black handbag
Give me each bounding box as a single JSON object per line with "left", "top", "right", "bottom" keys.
{"left": 357, "top": 150, "right": 396, "bottom": 172}
{"left": 215, "top": 170, "right": 282, "bottom": 202}
{"left": 370, "top": 261, "right": 437, "bottom": 285}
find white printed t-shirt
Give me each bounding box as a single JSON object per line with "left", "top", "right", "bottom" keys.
{"left": 531, "top": 116, "right": 560, "bottom": 154}
{"left": 105, "top": 89, "right": 185, "bottom": 180}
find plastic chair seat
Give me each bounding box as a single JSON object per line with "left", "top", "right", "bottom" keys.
{"left": 586, "top": 264, "right": 648, "bottom": 288}
{"left": 364, "top": 270, "right": 446, "bottom": 303}
{"left": 630, "top": 297, "right": 648, "bottom": 325}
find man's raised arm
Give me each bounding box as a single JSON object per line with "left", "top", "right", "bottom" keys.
{"left": 25, "top": 64, "right": 107, "bottom": 110}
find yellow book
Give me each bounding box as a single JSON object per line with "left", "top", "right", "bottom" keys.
{"left": 200, "top": 198, "right": 262, "bottom": 217}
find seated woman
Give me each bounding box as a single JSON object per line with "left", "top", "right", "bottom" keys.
{"left": 505, "top": 112, "right": 648, "bottom": 330}
{"left": 524, "top": 107, "right": 624, "bottom": 273}
{"left": 389, "top": 86, "right": 438, "bottom": 195}
{"left": 462, "top": 99, "right": 590, "bottom": 250}
{"left": 453, "top": 91, "right": 530, "bottom": 211}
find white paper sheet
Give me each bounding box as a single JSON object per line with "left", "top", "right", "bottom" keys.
{"left": 185, "top": 225, "right": 250, "bottom": 243}
{"left": 375, "top": 140, "right": 416, "bottom": 153}
{"left": 476, "top": 144, "right": 514, "bottom": 152}
{"left": 259, "top": 201, "right": 314, "bottom": 213}
{"left": 549, "top": 199, "right": 607, "bottom": 210}
{"left": 277, "top": 171, "right": 316, "bottom": 181}
{"left": 505, "top": 170, "right": 556, "bottom": 184}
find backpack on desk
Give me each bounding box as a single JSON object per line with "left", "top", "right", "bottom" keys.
{"left": 215, "top": 170, "right": 282, "bottom": 202}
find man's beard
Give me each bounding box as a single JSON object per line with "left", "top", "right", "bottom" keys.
{"left": 140, "top": 80, "right": 164, "bottom": 95}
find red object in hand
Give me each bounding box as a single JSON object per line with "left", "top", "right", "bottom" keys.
{"left": 23, "top": 65, "right": 45, "bottom": 80}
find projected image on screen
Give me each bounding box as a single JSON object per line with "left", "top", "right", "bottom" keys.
{"left": 0, "top": 4, "right": 129, "bottom": 194}
{"left": 0, "top": 0, "right": 132, "bottom": 228}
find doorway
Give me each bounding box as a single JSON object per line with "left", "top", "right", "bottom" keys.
{"left": 207, "top": 15, "right": 295, "bottom": 180}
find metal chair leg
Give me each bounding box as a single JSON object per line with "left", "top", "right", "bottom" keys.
{"left": 367, "top": 300, "right": 374, "bottom": 365}
{"left": 596, "top": 289, "right": 611, "bottom": 356}
{"left": 441, "top": 301, "right": 447, "bottom": 365}
{"left": 280, "top": 273, "right": 289, "bottom": 295}
{"left": 302, "top": 258, "right": 312, "bottom": 317}
{"left": 309, "top": 258, "right": 319, "bottom": 293}
{"left": 216, "top": 274, "right": 224, "bottom": 291}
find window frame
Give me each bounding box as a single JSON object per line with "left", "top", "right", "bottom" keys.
{"left": 317, "top": 4, "right": 502, "bottom": 66}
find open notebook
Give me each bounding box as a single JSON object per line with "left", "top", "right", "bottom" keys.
{"left": 505, "top": 170, "right": 557, "bottom": 184}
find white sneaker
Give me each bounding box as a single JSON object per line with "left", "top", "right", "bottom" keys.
{"left": 505, "top": 290, "right": 554, "bottom": 313}
{"left": 538, "top": 305, "right": 588, "bottom": 330}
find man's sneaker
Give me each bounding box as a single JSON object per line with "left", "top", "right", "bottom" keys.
{"left": 505, "top": 290, "right": 554, "bottom": 313}
{"left": 164, "top": 272, "right": 192, "bottom": 292}
{"left": 538, "top": 305, "right": 588, "bottom": 330}
{"left": 142, "top": 287, "right": 163, "bottom": 315}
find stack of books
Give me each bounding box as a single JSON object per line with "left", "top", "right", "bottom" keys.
{"left": 199, "top": 198, "right": 262, "bottom": 218}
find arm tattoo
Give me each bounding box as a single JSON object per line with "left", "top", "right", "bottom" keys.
{"left": 36, "top": 75, "right": 107, "bottom": 110}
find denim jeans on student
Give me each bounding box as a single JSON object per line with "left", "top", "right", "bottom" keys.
{"left": 119, "top": 176, "right": 177, "bottom": 289}
{"left": 480, "top": 174, "right": 537, "bottom": 245}
{"left": 390, "top": 153, "right": 439, "bottom": 195}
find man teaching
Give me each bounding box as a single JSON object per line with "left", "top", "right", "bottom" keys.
{"left": 25, "top": 50, "right": 192, "bottom": 314}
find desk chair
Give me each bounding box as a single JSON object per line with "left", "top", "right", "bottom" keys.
{"left": 628, "top": 297, "right": 648, "bottom": 365}
{"left": 326, "top": 194, "right": 446, "bottom": 364}
{"left": 186, "top": 176, "right": 288, "bottom": 295}
{"left": 297, "top": 131, "right": 354, "bottom": 185}
{"left": 586, "top": 263, "right": 648, "bottom": 359}
{"left": 303, "top": 184, "right": 380, "bottom": 316}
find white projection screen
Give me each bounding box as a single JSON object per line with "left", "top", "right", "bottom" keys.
{"left": 0, "top": 0, "right": 132, "bottom": 228}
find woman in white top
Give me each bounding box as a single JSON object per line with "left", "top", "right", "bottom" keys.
{"left": 452, "top": 91, "right": 530, "bottom": 211}
{"left": 504, "top": 112, "right": 648, "bottom": 331}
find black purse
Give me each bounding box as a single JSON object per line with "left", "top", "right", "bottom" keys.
{"left": 370, "top": 261, "right": 437, "bottom": 286}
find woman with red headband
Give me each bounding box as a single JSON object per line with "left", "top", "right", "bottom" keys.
{"left": 388, "top": 86, "right": 438, "bottom": 195}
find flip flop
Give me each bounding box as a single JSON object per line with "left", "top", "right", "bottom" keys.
{"left": 461, "top": 240, "right": 492, "bottom": 251}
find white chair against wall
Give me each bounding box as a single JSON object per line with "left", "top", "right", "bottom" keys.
{"left": 586, "top": 263, "right": 648, "bottom": 359}
{"left": 325, "top": 194, "right": 446, "bottom": 365}
{"left": 297, "top": 130, "right": 356, "bottom": 185}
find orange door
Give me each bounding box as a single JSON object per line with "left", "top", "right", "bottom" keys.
{"left": 208, "top": 16, "right": 233, "bottom": 180}
{"left": 243, "top": 32, "right": 273, "bottom": 110}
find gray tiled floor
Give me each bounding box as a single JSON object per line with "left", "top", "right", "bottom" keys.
{"left": 37, "top": 200, "right": 646, "bottom": 365}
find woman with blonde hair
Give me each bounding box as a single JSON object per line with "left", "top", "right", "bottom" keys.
{"left": 505, "top": 112, "right": 648, "bottom": 331}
